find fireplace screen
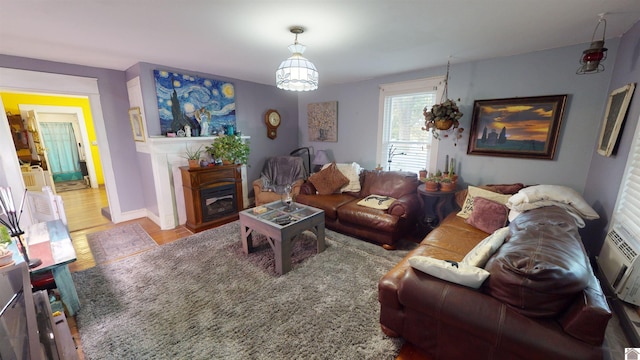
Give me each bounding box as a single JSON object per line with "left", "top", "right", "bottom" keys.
{"left": 200, "top": 184, "right": 237, "bottom": 223}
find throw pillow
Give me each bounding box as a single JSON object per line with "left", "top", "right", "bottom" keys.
{"left": 357, "top": 194, "right": 397, "bottom": 210}
{"left": 465, "top": 197, "right": 510, "bottom": 234}
{"left": 462, "top": 226, "right": 510, "bottom": 267}
{"left": 308, "top": 162, "right": 350, "bottom": 195}
{"left": 322, "top": 162, "right": 362, "bottom": 193}
{"left": 409, "top": 256, "right": 490, "bottom": 289}
{"left": 457, "top": 186, "right": 512, "bottom": 219}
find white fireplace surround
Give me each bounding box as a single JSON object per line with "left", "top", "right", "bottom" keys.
{"left": 136, "top": 136, "right": 249, "bottom": 230}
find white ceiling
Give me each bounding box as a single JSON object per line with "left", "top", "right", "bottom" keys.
{"left": 1, "top": 0, "right": 639, "bottom": 87}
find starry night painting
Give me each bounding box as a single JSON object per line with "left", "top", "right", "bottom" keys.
{"left": 153, "top": 69, "right": 236, "bottom": 136}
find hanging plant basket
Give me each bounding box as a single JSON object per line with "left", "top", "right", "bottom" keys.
{"left": 420, "top": 61, "right": 465, "bottom": 144}
{"left": 434, "top": 118, "right": 454, "bottom": 130}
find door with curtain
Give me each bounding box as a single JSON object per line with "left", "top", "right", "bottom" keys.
{"left": 39, "top": 122, "right": 83, "bottom": 182}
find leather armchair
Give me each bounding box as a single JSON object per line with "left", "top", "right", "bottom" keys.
{"left": 253, "top": 156, "right": 305, "bottom": 206}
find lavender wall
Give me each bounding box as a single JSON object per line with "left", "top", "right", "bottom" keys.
{"left": 125, "top": 62, "right": 300, "bottom": 205}
{"left": 0, "top": 54, "right": 145, "bottom": 213}
{"left": 582, "top": 20, "right": 640, "bottom": 257}
{"left": 297, "top": 41, "right": 618, "bottom": 195}
{"left": 0, "top": 55, "right": 298, "bottom": 221}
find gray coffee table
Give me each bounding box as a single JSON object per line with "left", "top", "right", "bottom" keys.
{"left": 239, "top": 201, "right": 325, "bottom": 275}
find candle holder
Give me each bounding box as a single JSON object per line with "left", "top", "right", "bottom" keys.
{"left": 11, "top": 231, "right": 41, "bottom": 269}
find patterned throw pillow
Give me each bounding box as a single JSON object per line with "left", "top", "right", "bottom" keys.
{"left": 357, "top": 194, "right": 397, "bottom": 210}
{"left": 457, "top": 186, "right": 512, "bottom": 219}
{"left": 409, "top": 256, "right": 490, "bottom": 289}
{"left": 308, "top": 162, "right": 350, "bottom": 195}
{"left": 321, "top": 162, "right": 362, "bottom": 193}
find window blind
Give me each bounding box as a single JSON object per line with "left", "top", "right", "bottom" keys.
{"left": 378, "top": 77, "right": 443, "bottom": 174}
{"left": 613, "top": 115, "right": 640, "bottom": 240}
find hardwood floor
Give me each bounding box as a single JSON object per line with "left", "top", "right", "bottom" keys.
{"left": 58, "top": 186, "right": 427, "bottom": 359}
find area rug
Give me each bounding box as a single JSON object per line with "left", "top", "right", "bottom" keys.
{"left": 86, "top": 223, "right": 158, "bottom": 265}
{"left": 54, "top": 180, "right": 89, "bottom": 192}
{"left": 73, "top": 221, "right": 412, "bottom": 359}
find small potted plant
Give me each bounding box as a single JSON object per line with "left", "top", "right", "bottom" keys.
{"left": 419, "top": 169, "right": 428, "bottom": 179}
{"left": 0, "top": 226, "right": 13, "bottom": 267}
{"left": 447, "top": 158, "right": 458, "bottom": 181}
{"left": 424, "top": 176, "right": 440, "bottom": 192}
{"left": 183, "top": 145, "right": 204, "bottom": 168}
{"left": 440, "top": 177, "right": 456, "bottom": 192}
{"left": 447, "top": 169, "right": 458, "bottom": 182}
{"left": 205, "top": 134, "right": 250, "bottom": 165}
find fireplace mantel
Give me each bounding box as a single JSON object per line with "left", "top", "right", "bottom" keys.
{"left": 135, "top": 136, "right": 249, "bottom": 230}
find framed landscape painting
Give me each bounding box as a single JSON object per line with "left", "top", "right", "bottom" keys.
{"left": 467, "top": 95, "right": 567, "bottom": 160}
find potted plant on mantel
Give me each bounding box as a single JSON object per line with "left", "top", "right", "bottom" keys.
{"left": 183, "top": 145, "right": 204, "bottom": 168}
{"left": 205, "top": 134, "right": 250, "bottom": 165}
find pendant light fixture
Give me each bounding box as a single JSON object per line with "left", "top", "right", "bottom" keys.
{"left": 577, "top": 14, "right": 608, "bottom": 75}
{"left": 276, "top": 26, "right": 318, "bottom": 91}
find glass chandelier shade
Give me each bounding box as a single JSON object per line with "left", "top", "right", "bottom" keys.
{"left": 276, "top": 28, "right": 318, "bottom": 91}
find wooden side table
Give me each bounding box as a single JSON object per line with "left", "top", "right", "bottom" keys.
{"left": 417, "top": 185, "right": 460, "bottom": 232}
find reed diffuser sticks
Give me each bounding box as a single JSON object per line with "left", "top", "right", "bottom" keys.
{"left": 0, "top": 187, "right": 41, "bottom": 268}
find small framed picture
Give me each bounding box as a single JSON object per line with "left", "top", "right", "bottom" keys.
{"left": 128, "top": 107, "right": 145, "bottom": 142}
{"left": 467, "top": 95, "right": 567, "bottom": 160}
{"left": 597, "top": 83, "right": 636, "bottom": 157}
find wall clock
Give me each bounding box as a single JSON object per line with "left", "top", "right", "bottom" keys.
{"left": 265, "top": 109, "right": 281, "bottom": 139}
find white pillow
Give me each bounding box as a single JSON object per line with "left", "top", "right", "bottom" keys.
{"left": 322, "top": 162, "right": 362, "bottom": 193}
{"left": 457, "top": 186, "right": 512, "bottom": 219}
{"left": 506, "top": 185, "right": 599, "bottom": 220}
{"left": 462, "top": 227, "right": 509, "bottom": 267}
{"left": 409, "top": 256, "right": 490, "bottom": 289}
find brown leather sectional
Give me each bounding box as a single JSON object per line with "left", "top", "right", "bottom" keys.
{"left": 378, "top": 186, "right": 612, "bottom": 359}
{"left": 296, "top": 170, "right": 421, "bottom": 249}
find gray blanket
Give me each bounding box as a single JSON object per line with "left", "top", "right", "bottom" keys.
{"left": 260, "top": 156, "right": 305, "bottom": 192}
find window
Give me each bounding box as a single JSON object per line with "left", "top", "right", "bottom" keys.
{"left": 611, "top": 114, "right": 640, "bottom": 239}
{"left": 377, "top": 77, "right": 444, "bottom": 175}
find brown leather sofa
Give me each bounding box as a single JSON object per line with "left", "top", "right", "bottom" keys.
{"left": 378, "top": 186, "right": 611, "bottom": 360}
{"left": 296, "top": 170, "right": 421, "bottom": 249}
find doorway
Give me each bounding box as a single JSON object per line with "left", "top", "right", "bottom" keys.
{"left": 0, "top": 67, "right": 122, "bottom": 230}
{"left": 20, "top": 105, "right": 102, "bottom": 194}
